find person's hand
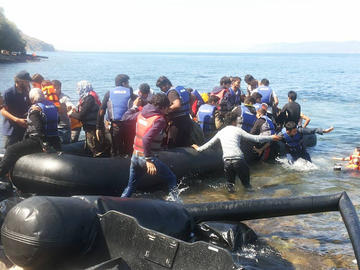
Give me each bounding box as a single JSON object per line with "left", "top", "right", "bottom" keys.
{"left": 253, "top": 146, "right": 263, "bottom": 156}
{"left": 271, "top": 135, "right": 282, "bottom": 141}
{"left": 133, "top": 97, "right": 142, "bottom": 107}
{"left": 323, "top": 126, "right": 334, "bottom": 134}
{"left": 15, "top": 118, "right": 27, "bottom": 128}
{"left": 191, "top": 144, "right": 199, "bottom": 151}
{"left": 146, "top": 160, "right": 157, "bottom": 175}
{"left": 96, "top": 129, "right": 104, "bottom": 143}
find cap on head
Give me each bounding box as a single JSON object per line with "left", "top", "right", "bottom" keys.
{"left": 15, "top": 70, "right": 32, "bottom": 81}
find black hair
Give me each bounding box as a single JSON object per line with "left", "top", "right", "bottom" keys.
{"left": 285, "top": 121, "right": 297, "bottom": 131}
{"left": 257, "top": 108, "right": 267, "bottom": 115}
{"left": 231, "top": 76, "right": 241, "bottom": 83}
{"left": 224, "top": 111, "right": 238, "bottom": 125}
{"left": 139, "top": 83, "right": 150, "bottom": 94}
{"left": 150, "top": 93, "right": 170, "bottom": 109}
{"left": 115, "top": 74, "right": 130, "bottom": 87}
{"left": 251, "top": 92, "right": 262, "bottom": 100}
{"left": 356, "top": 147, "right": 360, "bottom": 151}
{"left": 244, "top": 74, "right": 255, "bottom": 84}
{"left": 209, "top": 95, "right": 220, "bottom": 104}
{"left": 244, "top": 96, "right": 255, "bottom": 105}
{"left": 261, "top": 78, "right": 269, "bottom": 86}
{"left": 186, "top": 88, "right": 193, "bottom": 93}
{"left": 288, "top": 91, "right": 297, "bottom": 101}
{"left": 220, "top": 76, "right": 231, "bottom": 86}
{"left": 156, "top": 76, "right": 172, "bottom": 88}
{"left": 52, "top": 80, "right": 61, "bottom": 89}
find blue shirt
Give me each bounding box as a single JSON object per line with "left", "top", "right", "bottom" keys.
{"left": 2, "top": 86, "right": 30, "bottom": 136}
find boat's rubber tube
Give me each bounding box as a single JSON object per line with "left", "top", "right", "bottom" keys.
{"left": 185, "top": 191, "right": 360, "bottom": 269}
{"left": 11, "top": 147, "right": 222, "bottom": 196}
{"left": 10, "top": 134, "right": 316, "bottom": 196}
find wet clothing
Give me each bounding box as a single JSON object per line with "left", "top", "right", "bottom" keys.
{"left": 2, "top": 86, "right": 31, "bottom": 148}
{"left": 121, "top": 103, "right": 176, "bottom": 198}
{"left": 121, "top": 154, "right": 177, "bottom": 198}
{"left": 278, "top": 127, "right": 324, "bottom": 163}
{"left": 279, "top": 101, "right": 301, "bottom": 125}
{"left": 0, "top": 104, "right": 61, "bottom": 177}
{"left": 224, "top": 158, "right": 250, "bottom": 188}
{"left": 197, "top": 125, "right": 273, "bottom": 160}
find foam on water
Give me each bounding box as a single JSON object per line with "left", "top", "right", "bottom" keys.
{"left": 276, "top": 157, "right": 319, "bottom": 172}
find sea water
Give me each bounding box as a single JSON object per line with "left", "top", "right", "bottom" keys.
{"left": 1, "top": 52, "right": 360, "bottom": 269}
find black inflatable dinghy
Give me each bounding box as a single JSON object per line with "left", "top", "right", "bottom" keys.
{"left": 1, "top": 192, "right": 360, "bottom": 270}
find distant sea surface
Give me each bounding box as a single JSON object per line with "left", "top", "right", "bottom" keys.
{"left": 1, "top": 52, "right": 360, "bottom": 269}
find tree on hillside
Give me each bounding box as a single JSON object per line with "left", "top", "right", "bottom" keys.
{"left": 0, "top": 8, "right": 26, "bottom": 52}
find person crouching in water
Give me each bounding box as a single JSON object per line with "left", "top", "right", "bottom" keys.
{"left": 121, "top": 93, "right": 178, "bottom": 200}
{"left": 278, "top": 121, "right": 334, "bottom": 164}
{"left": 70, "top": 81, "right": 105, "bottom": 157}
{"left": 0, "top": 88, "right": 61, "bottom": 178}
{"left": 251, "top": 108, "right": 278, "bottom": 161}
{"left": 192, "top": 112, "right": 280, "bottom": 192}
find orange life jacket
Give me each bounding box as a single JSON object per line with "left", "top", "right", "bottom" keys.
{"left": 347, "top": 154, "right": 360, "bottom": 170}
{"left": 133, "top": 113, "right": 163, "bottom": 153}
{"left": 42, "top": 85, "right": 61, "bottom": 108}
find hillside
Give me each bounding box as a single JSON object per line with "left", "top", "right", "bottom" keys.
{"left": 0, "top": 7, "right": 55, "bottom": 52}
{"left": 22, "top": 33, "right": 55, "bottom": 52}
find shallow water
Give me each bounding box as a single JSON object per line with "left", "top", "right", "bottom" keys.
{"left": 1, "top": 52, "right": 360, "bottom": 269}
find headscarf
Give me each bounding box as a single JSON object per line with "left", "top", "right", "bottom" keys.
{"left": 77, "top": 80, "right": 93, "bottom": 100}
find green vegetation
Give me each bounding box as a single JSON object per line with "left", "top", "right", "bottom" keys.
{"left": 0, "top": 7, "right": 26, "bottom": 52}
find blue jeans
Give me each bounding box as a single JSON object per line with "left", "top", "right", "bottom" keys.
{"left": 121, "top": 154, "right": 177, "bottom": 197}
{"left": 58, "top": 128, "right": 71, "bottom": 144}
{"left": 287, "top": 150, "right": 312, "bottom": 164}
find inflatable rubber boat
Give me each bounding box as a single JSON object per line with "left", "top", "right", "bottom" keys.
{"left": 1, "top": 192, "right": 359, "bottom": 270}
{"left": 9, "top": 134, "right": 316, "bottom": 196}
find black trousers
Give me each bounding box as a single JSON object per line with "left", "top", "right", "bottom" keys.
{"left": 110, "top": 121, "right": 134, "bottom": 156}
{"left": 224, "top": 158, "right": 250, "bottom": 187}
{"left": 167, "top": 115, "right": 192, "bottom": 148}
{"left": 0, "top": 138, "right": 43, "bottom": 177}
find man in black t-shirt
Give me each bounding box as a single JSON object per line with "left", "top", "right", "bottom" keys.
{"left": 278, "top": 91, "right": 301, "bottom": 126}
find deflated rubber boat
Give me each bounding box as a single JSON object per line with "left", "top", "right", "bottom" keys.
{"left": 1, "top": 192, "right": 359, "bottom": 270}
{"left": 9, "top": 134, "right": 316, "bottom": 196}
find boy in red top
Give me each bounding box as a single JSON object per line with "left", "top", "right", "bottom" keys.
{"left": 121, "top": 93, "right": 178, "bottom": 200}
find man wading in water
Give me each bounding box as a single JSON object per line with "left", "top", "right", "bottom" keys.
{"left": 192, "top": 112, "right": 281, "bottom": 192}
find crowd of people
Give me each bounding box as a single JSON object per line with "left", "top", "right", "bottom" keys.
{"left": 0, "top": 70, "right": 334, "bottom": 198}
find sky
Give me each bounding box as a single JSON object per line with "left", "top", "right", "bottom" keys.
{"left": 0, "top": 0, "right": 359, "bottom": 52}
